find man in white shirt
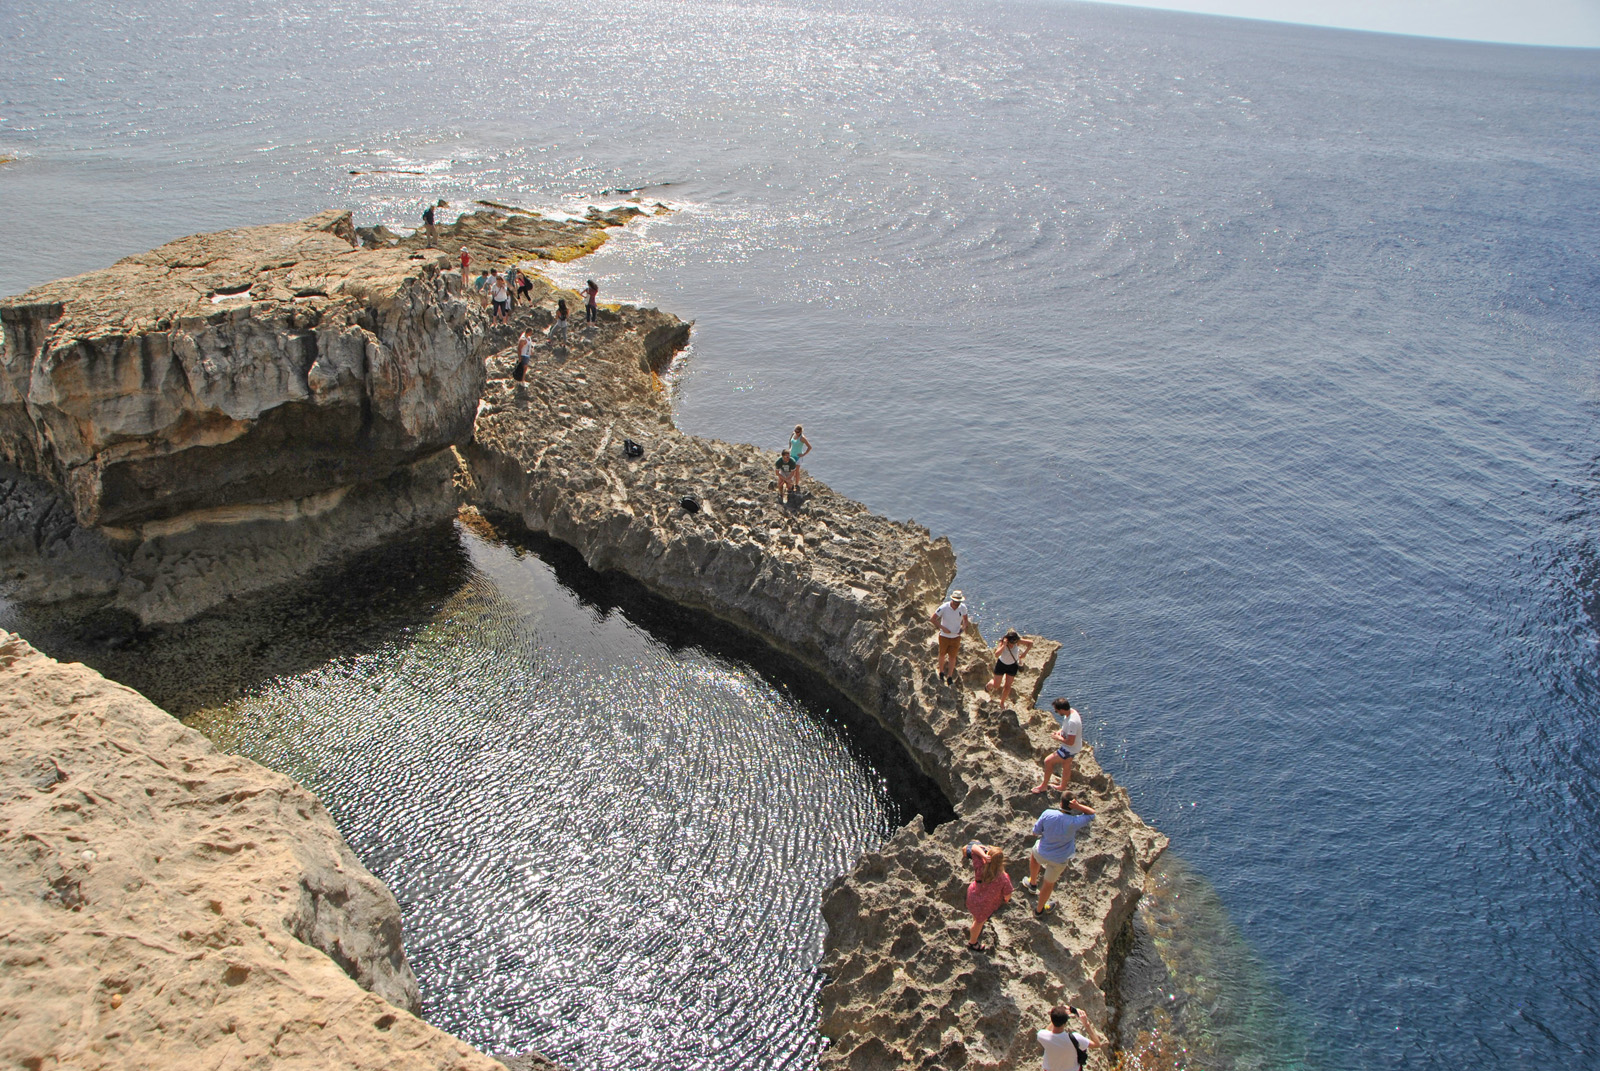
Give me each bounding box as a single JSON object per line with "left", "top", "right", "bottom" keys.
{"left": 1036, "top": 1004, "right": 1102, "bottom": 1071}
{"left": 930, "top": 590, "right": 970, "bottom": 684}
{"left": 1033, "top": 697, "right": 1084, "bottom": 793}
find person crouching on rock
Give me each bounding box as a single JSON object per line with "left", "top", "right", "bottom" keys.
{"left": 1036, "top": 1004, "right": 1103, "bottom": 1071}
{"left": 775, "top": 450, "right": 798, "bottom": 502}
{"left": 1033, "top": 698, "right": 1083, "bottom": 794}
{"left": 776, "top": 424, "right": 810, "bottom": 502}
{"left": 1021, "top": 793, "right": 1094, "bottom": 916}
{"left": 986, "top": 630, "right": 1033, "bottom": 707}
{"left": 549, "top": 299, "right": 570, "bottom": 343}
{"left": 962, "top": 841, "right": 1013, "bottom": 951}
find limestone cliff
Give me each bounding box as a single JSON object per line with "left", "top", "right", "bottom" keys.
{"left": 463, "top": 299, "right": 1167, "bottom": 1070}
{"left": 0, "top": 211, "right": 484, "bottom": 623}
{"left": 0, "top": 630, "right": 506, "bottom": 1071}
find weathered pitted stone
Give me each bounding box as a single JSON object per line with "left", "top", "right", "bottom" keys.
{"left": 462, "top": 300, "right": 1167, "bottom": 1070}
{"left": 0, "top": 630, "right": 510, "bottom": 1071}
{"left": 0, "top": 212, "right": 492, "bottom": 623}
{"left": 364, "top": 204, "right": 663, "bottom": 267}
{"left": 0, "top": 210, "right": 485, "bottom": 529}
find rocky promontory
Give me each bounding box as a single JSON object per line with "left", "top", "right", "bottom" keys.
{"left": 464, "top": 291, "right": 1167, "bottom": 1068}
{"left": 3, "top": 211, "right": 1168, "bottom": 1070}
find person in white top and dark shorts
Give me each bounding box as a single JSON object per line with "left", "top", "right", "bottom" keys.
{"left": 1034, "top": 697, "right": 1084, "bottom": 794}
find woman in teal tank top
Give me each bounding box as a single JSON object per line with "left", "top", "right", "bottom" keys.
{"left": 777, "top": 424, "right": 812, "bottom": 502}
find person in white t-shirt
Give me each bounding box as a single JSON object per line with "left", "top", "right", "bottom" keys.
{"left": 1036, "top": 1003, "right": 1102, "bottom": 1071}
{"left": 1033, "top": 697, "right": 1084, "bottom": 794}
{"left": 930, "top": 590, "right": 971, "bottom": 684}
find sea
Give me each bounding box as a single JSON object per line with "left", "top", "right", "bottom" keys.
{"left": 1, "top": 1, "right": 1597, "bottom": 1069}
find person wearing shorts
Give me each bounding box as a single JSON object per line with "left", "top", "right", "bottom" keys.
{"left": 459, "top": 247, "right": 471, "bottom": 286}
{"left": 986, "top": 629, "right": 1034, "bottom": 707}
{"left": 775, "top": 450, "right": 798, "bottom": 501}
{"left": 1034, "top": 698, "right": 1083, "bottom": 793}
{"left": 1021, "top": 793, "right": 1095, "bottom": 914}
{"left": 776, "top": 424, "right": 811, "bottom": 502}
{"left": 489, "top": 271, "right": 511, "bottom": 324}
{"left": 513, "top": 330, "right": 533, "bottom": 381}
{"left": 931, "top": 591, "right": 970, "bottom": 684}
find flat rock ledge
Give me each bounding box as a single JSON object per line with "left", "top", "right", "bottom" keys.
{"left": 463, "top": 300, "right": 1168, "bottom": 1069}
{"left": 0, "top": 630, "right": 505, "bottom": 1071}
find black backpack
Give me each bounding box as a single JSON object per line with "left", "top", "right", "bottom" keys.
{"left": 1070, "top": 1033, "right": 1087, "bottom": 1070}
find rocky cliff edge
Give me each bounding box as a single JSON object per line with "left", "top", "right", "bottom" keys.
{"left": 0, "top": 629, "right": 506, "bottom": 1071}
{"left": 0, "top": 211, "right": 485, "bottom": 624}
{"left": 463, "top": 298, "right": 1168, "bottom": 1070}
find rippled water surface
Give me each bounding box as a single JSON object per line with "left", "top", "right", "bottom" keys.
{"left": 3, "top": 1, "right": 1599, "bottom": 1069}
{"left": 2, "top": 522, "right": 935, "bottom": 1068}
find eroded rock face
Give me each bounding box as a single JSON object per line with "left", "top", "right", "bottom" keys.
{"left": 463, "top": 299, "right": 1167, "bottom": 1069}
{"left": 0, "top": 630, "right": 507, "bottom": 1071}
{"left": 0, "top": 212, "right": 489, "bottom": 623}
{"left": 0, "top": 210, "right": 484, "bottom": 530}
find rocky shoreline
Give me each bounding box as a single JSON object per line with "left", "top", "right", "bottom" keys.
{"left": 1, "top": 210, "right": 1166, "bottom": 1070}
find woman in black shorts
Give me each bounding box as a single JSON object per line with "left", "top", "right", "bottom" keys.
{"left": 986, "top": 630, "right": 1034, "bottom": 707}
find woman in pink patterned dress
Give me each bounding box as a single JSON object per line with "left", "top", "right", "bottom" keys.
{"left": 962, "top": 842, "right": 1013, "bottom": 951}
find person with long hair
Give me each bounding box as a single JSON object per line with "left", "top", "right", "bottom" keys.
{"left": 548, "top": 299, "right": 570, "bottom": 343}
{"left": 776, "top": 424, "right": 811, "bottom": 502}
{"left": 583, "top": 279, "right": 600, "bottom": 323}
{"left": 985, "top": 629, "right": 1034, "bottom": 706}
{"left": 961, "top": 841, "right": 1013, "bottom": 951}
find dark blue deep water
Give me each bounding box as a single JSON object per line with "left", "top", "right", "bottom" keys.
{"left": 3, "top": 1, "right": 1598, "bottom": 1068}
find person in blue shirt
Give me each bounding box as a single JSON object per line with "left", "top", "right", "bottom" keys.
{"left": 1021, "top": 793, "right": 1095, "bottom": 915}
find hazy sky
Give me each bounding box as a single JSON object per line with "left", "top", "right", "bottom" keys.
{"left": 1089, "top": 0, "right": 1600, "bottom": 47}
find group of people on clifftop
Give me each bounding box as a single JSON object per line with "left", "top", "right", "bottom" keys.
{"left": 455, "top": 243, "right": 601, "bottom": 342}
{"left": 937, "top": 585, "right": 1107, "bottom": 1068}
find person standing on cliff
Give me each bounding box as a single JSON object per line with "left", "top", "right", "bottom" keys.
{"left": 932, "top": 591, "right": 970, "bottom": 685}
{"left": 1035, "top": 1004, "right": 1102, "bottom": 1071}
{"left": 489, "top": 271, "right": 511, "bottom": 324}
{"left": 513, "top": 330, "right": 533, "bottom": 381}
{"left": 422, "top": 204, "right": 436, "bottom": 247}
{"left": 549, "top": 299, "right": 570, "bottom": 344}
{"left": 459, "top": 247, "right": 471, "bottom": 286}
{"left": 583, "top": 279, "right": 600, "bottom": 324}
{"left": 961, "top": 841, "right": 1013, "bottom": 951}
{"left": 1033, "top": 698, "right": 1083, "bottom": 793}
{"left": 986, "top": 630, "right": 1034, "bottom": 707}
{"left": 1021, "top": 793, "right": 1095, "bottom": 915}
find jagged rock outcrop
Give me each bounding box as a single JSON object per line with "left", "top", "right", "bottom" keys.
{"left": 462, "top": 303, "right": 1167, "bottom": 1069}
{"left": 0, "top": 630, "right": 507, "bottom": 1071}
{"left": 0, "top": 211, "right": 486, "bottom": 622}
{"left": 361, "top": 202, "right": 668, "bottom": 265}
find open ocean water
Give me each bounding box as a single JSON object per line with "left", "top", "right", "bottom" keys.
{"left": 3, "top": 1, "right": 1598, "bottom": 1068}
